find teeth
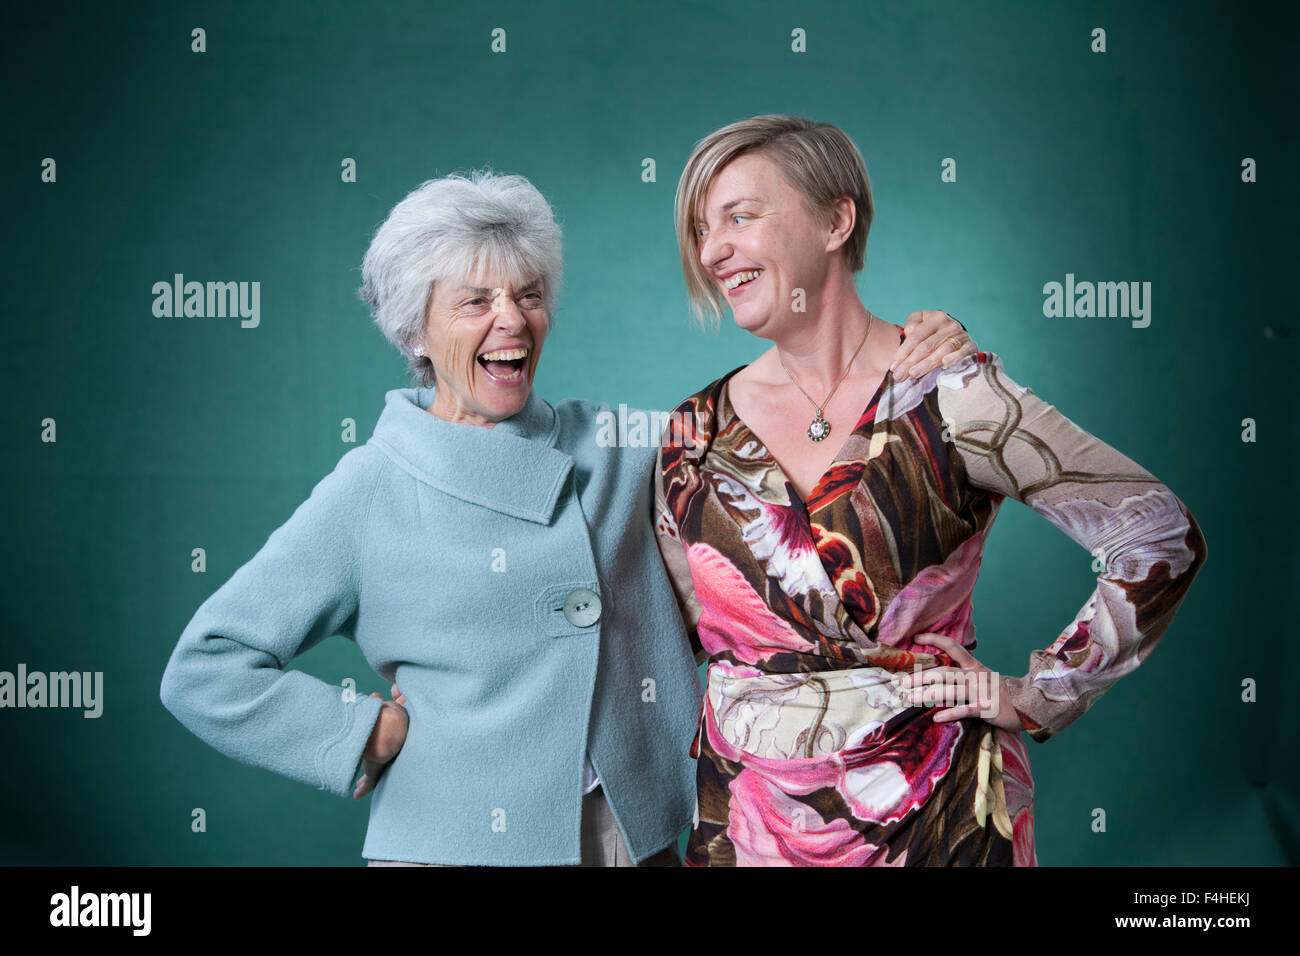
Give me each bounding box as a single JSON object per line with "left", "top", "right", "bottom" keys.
{"left": 724, "top": 270, "right": 762, "bottom": 290}
{"left": 479, "top": 348, "right": 529, "bottom": 361}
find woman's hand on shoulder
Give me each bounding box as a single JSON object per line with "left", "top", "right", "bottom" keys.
{"left": 890, "top": 311, "right": 978, "bottom": 380}
{"left": 353, "top": 684, "right": 409, "bottom": 799}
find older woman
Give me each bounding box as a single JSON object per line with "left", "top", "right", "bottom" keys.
{"left": 654, "top": 115, "right": 1207, "bottom": 866}
{"left": 159, "top": 170, "right": 973, "bottom": 866}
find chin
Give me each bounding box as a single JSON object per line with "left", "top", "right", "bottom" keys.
{"left": 496, "top": 390, "right": 531, "bottom": 418}
{"left": 730, "top": 307, "right": 773, "bottom": 336}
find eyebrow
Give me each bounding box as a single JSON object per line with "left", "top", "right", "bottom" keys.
{"left": 455, "top": 279, "right": 542, "bottom": 295}
{"left": 696, "top": 197, "right": 760, "bottom": 226}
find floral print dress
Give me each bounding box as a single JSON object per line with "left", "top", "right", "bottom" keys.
{"left": 653, "top": 342, "right": 1206, "bottom": 866}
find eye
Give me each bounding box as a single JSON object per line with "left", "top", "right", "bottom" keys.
{"left": 731, "top": 213, "right": 749, "bottom": 225}
{"left": 696, "top": 225, "right": 709, "bottom": 238}
{"left": 522, "top": 291, "right": 543, "bottom": 305}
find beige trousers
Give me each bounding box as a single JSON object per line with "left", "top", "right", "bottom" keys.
{"left": 366, "top": 786, "right": 681, "bottom": 867}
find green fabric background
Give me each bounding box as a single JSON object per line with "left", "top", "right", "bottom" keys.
{"left": 2, "top": 0, "right": 1293, "bottom": 865}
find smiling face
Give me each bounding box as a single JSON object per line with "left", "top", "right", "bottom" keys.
{"left": 695, "top": 151, "right": 846, "bottom": 338}
{"left": 419, "top": 268, "right": 549, "bottom": 427}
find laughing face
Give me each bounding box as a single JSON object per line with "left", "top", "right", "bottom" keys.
{"left": 419, "top": 269, "right": 549, "bottom": 427}
{"left": 695, "top": 151, "right": 843, "bottom": 337}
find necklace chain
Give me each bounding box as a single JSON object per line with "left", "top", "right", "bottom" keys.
{"left": 778, "top": 317, "right": 873, "bottom": 442}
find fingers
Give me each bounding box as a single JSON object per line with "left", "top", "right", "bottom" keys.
{"left": 887, "top": 311, "right": 971, "bottom": 379}
{"left": 353, "top": 772, "right": 374, "bottom": 800}
{"left": 898, "top": 661, "right": 1001, "bottom": 716}
{"left": 889, "top": 311, "right": 937, "bottom": 374}
{"left": 888, "top": 337, "right": 925, "bottom": 376}
{"left": 940, "top": 340, "right": 978, "bottom": 368}
{"left": 913, "top": 632, "right": 976, "bottom": 666}
{"left": 932, "top": 703, "right": 984, "bottom": 723}
{"left": 902, "top": 310, "right": 928, "bottom": 332}
{"left": 898, "top": 665, "right": 954, "bottom": 689}
{"left": 354, "top": 753, "right": 388, "bottom": 799}
{"left": 900, "top": 672, "right": 978, "bottom": 710}
{"left": 894, "top": 323, "right": 967, "bottom": 379}
{"left": 906, "top": 331, "right": 971, "bottom": 380}
{"left": 373, "top": 688, "right": 407, "bottom": 706}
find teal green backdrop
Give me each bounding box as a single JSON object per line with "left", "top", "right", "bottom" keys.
{"left": 2, "top": 0, "right": 1293, "bottom": 865}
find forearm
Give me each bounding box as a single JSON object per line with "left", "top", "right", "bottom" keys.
{"left": 159, "top": 446, "right": 389, "bottom": 795}
{"left": 161, "top": 614, "right": 386, "bottom": 796}
{"left": 939, "top": 356, "right": 1208, "bottom": 741}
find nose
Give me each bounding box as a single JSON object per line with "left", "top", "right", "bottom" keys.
{"left": 699, "top": 230, "right": 730, "bottom": 276}
{"left": 491, "top": 290, "right": 526, "bottom": 335}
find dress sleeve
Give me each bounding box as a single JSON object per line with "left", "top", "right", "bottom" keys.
{"left": 934, "top": 355, "right": 1207, "bottom": 743}
{"left": 159, "top": 446, "right": 388, "bottom": 798}
{"left": 653, "top": 442, "right": 705, "bottom": 664}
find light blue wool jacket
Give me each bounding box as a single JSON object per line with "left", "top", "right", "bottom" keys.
{"left": 159, "top": 385, "right": 702, "bottom": 865}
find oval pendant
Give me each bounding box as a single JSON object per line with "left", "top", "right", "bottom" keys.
{"left": 807, "top": 414, "right": 830, "bottom": 442}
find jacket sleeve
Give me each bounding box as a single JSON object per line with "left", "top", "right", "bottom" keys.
{"left": 934, "top": 355, "right": 1207, "bottom": 743}
{"left": 159, "top": 445, "right": 388, "bottom": 798}
{"left": 653, "top": 443, "right": 705, "bottom": 664}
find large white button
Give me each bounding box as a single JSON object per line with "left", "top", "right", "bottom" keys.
{"left": 562, "top": 588, "right": 601, "bottom": 628}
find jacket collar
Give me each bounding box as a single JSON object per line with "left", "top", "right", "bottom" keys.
{"left": 367, "top": 385, "right": 573, "bottom": 524}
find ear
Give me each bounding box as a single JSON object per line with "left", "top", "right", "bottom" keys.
{"left": 824, "top": 195, "right": 856, "bottom": 254}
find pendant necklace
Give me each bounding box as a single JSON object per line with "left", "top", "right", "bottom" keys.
{"left": 778, "top": 317, "right": 873, "bottom": 443}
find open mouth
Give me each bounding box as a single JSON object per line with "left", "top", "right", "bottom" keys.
{"left": 477, "top": 347, "right": 529, "bottom": 384}
{"left": 724, "top": 269, "right": 763, "bottom": 295}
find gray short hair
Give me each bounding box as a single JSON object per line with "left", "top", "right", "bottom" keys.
{"left": 358, "top": 170, "right": 564, "bottom": 387}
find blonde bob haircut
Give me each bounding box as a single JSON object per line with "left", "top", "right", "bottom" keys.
{"left": 674, "top": 114, "right": 874, "bottom": 331}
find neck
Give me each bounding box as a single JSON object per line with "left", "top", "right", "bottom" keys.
{"left": 770, "top": 271, "right": 878, "bottom": 394}
{"left": 427, "top": 385, "right": 500, "bottom": 428}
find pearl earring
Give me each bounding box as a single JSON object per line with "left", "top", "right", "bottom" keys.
{"left": 413, "top": 344, "right": 426, "bottom": 357}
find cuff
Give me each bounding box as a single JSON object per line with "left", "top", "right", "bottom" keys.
{"left": 1000, "top": 673, "right": 1055, "bottom": 744}
{"left": 316, "top": 692, "right": 385, "bottom": 798}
